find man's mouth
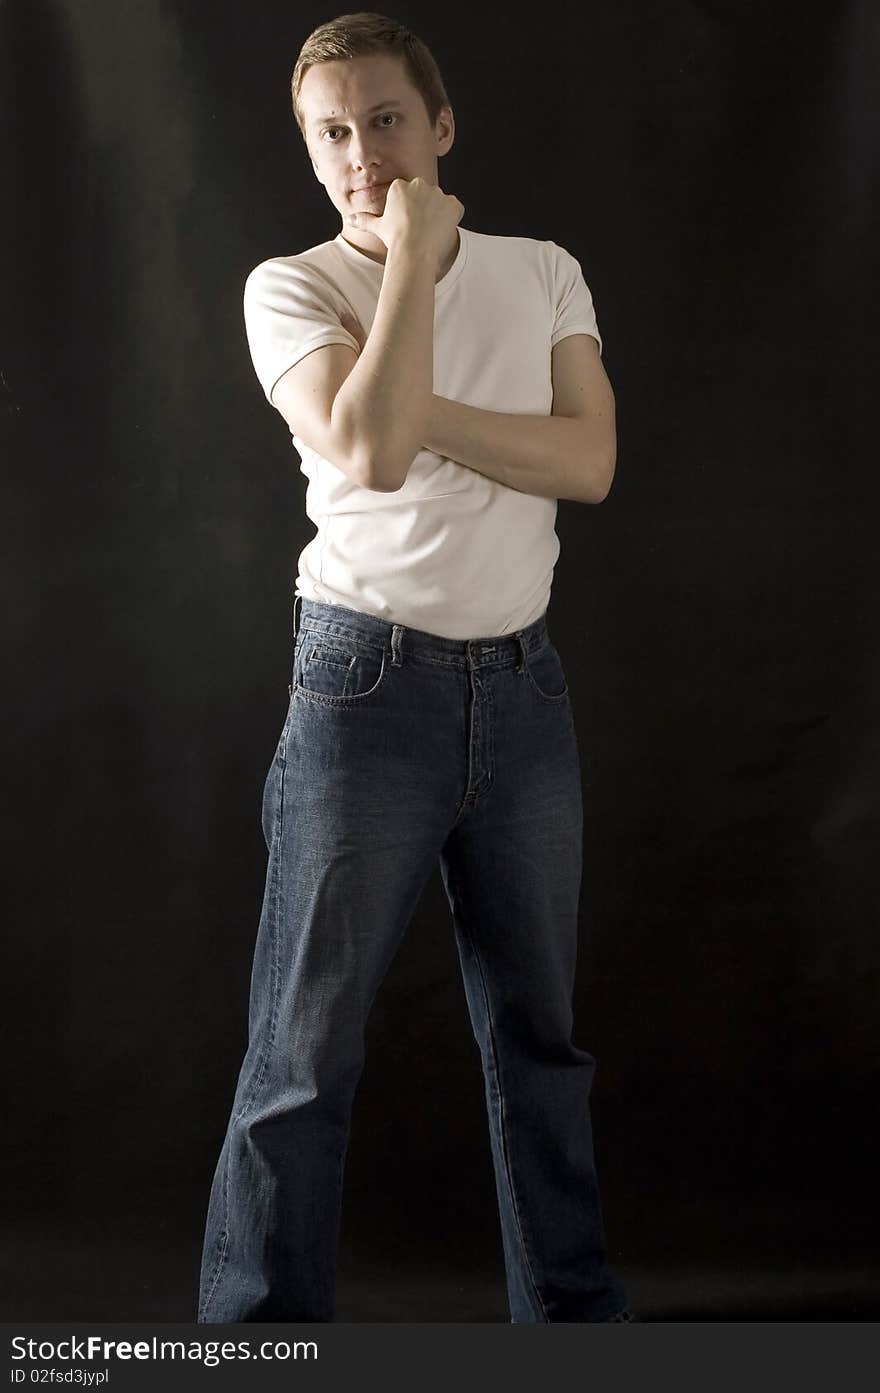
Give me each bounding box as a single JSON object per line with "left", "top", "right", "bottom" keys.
{"left": 352, "top": 181, "right": 390, "bottom": 196}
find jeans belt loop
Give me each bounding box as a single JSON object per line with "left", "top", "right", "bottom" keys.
{"left": 390, "top": 623, "right": 404, "bottom": 666}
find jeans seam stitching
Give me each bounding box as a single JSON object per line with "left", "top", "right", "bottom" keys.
{"left": 523, "top": 644, "right": 570, "bottom": 704}
{"left": 199, "top": 1152, "right": 230, "bottom": 1318}
{"left": 293, "top": 648, "right": 389, "bottom": 706}
{"left": 453, "top": 875, "right": 549, "bottom": 1322}
{"left": 200, "top": 750, "right": 288, "bottom": 1319}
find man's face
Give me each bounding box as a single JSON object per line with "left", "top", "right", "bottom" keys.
{"left": 300, "top": 53, "right": 454, "bottom": 243}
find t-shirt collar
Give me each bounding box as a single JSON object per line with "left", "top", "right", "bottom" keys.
{"left": 333, "top": 226, "right": 468, "bottom": 294}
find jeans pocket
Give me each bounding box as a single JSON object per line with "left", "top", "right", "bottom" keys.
{"left": 294, "top": 631, "right": 389, "bottom": 704}
{"left": 524, "top": 640, "right": 570, "bottom": 703}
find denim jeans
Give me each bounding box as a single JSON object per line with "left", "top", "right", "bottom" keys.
{"left": 197, "top": 597, "right": 629, "bottom": 1322}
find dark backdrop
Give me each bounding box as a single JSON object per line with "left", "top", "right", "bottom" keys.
{"left": 3, "top": 0, "right": 878, "bottom": 1321}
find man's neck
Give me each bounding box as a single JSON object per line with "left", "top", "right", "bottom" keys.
{"left": 340, "top": 227, "right": 460, "bottom": 283}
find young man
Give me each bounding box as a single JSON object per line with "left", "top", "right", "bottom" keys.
{"left": 197, "top": 11, "right": 635, "bottom": 1323}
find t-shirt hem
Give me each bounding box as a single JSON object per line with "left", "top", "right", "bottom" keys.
{"left": 550, "top": 324, "right": 603, "bottom": 355}
{"left": 266, "top": 332, "right": 359, "bottom": 404}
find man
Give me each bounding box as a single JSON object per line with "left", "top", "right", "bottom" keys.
{"left": 197, "top": 10, "right": 636, "bottom": 1323}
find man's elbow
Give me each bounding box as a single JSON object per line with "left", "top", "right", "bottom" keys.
{"left": 360, "top": 447, "right": 413, "bottom": 493}
{"left": 596, "top": 444, "right": 617, "bottom": 502}
{"left": 360, "top": 427, "right": 428, "bottom": 491}
{"left": 581, "top": 437, "right": 616, "bottom": 504}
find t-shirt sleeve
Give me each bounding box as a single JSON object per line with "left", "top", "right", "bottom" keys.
{"left": 546, "top": 241, "right": 603, "bottom": 357}
{"left": 242, "top": 257, "right": 361, "bottom": 406}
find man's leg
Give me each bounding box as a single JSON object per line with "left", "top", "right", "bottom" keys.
{"left": 197, "top": 615, "right": 450, "bottom": 1322}
{"left": 437, "top": 639, "right": 630, "bottom": 1322}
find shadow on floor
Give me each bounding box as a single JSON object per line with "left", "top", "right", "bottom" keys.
{"left": 2, "top": 1210, "right": 878, "bottom": 1322}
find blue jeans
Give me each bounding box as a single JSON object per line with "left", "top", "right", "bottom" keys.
{"left": 197, "top": 598, "right": 629, "bottom": 1322}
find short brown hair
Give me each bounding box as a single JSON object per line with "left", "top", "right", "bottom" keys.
{"left": 291, "top": 11, "right": 451, "bottom": 140}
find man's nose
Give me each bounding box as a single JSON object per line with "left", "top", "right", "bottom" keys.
{"left": 348, "top": 128, "right": 381, "bottom": 170}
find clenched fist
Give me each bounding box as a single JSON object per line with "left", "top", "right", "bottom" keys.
{"left": 347, "top": 176, "right": 463, "bottom": 274}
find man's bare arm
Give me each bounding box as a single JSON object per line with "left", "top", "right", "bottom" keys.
{"left": 332, "top": 178, "right": 464, "bottom": 492}
{"left": 330, "top": 242, "right": 436, "bottom": 491}
{"left": 422, "top": 335, "right": 616, "bottom": 504}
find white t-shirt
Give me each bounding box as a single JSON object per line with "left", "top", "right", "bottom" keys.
{"left": 243, "top": 225, "right": 602, "bottom": 640}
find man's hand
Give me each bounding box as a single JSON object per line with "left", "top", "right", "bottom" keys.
{"left": 347, "top": 176, "right": 463, "bottom": 272}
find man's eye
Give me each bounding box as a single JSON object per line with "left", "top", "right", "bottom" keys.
{"left": 323, "top": 113, "right": 397, "bottom": 141}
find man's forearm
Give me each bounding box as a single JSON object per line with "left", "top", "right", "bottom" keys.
{"left": 423, "top": 395, "right": 615, "bottom": 503}
{"left": 332, "top": 241, "right": 436, "bottom": 492}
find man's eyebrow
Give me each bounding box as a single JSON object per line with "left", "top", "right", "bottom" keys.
{"left": 312, "top": 99, "right": 404, "bottom": 128}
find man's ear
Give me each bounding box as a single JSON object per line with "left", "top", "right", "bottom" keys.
{"left": 436, "top": 106, "right": 455, "bottom": 155}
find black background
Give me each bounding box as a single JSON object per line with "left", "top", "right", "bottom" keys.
{"left": 3, "top": 0, "right": 878, "bottom": 1320}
